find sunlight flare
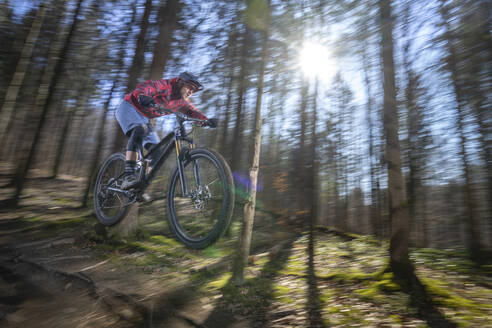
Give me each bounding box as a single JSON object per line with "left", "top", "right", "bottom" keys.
{"left": 299, "top": 41, "right": 336, "bottom": 83}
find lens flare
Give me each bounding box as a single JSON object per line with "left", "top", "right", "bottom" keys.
{"left": 299, "top": 41, "right": 336, "bottom": 83}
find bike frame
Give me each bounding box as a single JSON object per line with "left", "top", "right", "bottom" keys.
{"left": 135, "top": 116, "right": 198, "bottom": 197}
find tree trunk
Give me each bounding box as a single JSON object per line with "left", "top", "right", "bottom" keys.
{"left": 9, "top": 0, "right": 83, "bottom": 206}
{"left": 112, "top": 2, "right": 138, "bottom": 154}
{"left": 149, "top": 0, "right": 181, "bottom": 80}
{"left": 82, "top": 1, "right": 135, "bottom": 206}
{"left": 0, "top": 2, "right": 46, "bottom": 139}
{"left": 52, "top": 43, "right": 100, "bottom": 178}
{"left": 361, "top": 41, "right": 381, "bottom": 237}
{"left": 297, "top": 79, "right": 309, "bottom": 217}
{"left": 7, "top": 0, "right": 83, "bottom": 207}
{"left": 379, "top": 0, "right": 412, "bottom": 274}
{"left": 126, "top": 0, "right": 152, "bottom": 92}
{"left": 81, "top": 81, "right": 116, "bottom": 207}
{"left": 439, "top": 0, "right": 483, "bottom": 260}
{"left": 310, "top": 78, "right": 319, "bottom": 224}
{"left": 219, "top": 29, "right": 238, "bottom": 156}
{"left": 229, "top": 26, "right": 251, "bottom": 173}
{"left": 233, "top": 0, "right": 270, "bottom": 285}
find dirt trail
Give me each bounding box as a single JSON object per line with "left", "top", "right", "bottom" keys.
{"left": 0, "top": 175, "right": 271, "bottom": 327}
{"left": 0, "top": 228, "right": 246, "bottom": 328}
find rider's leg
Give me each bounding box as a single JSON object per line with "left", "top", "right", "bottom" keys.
{"left": 122, "top": 124, "right": 149, "bottom": 189}
{"left": 142, "top": 125, "right": 161, "bottom": 168}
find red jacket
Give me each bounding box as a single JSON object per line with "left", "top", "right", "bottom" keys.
{"left": 124, "top": 78, "right": 207, "bottom": 120}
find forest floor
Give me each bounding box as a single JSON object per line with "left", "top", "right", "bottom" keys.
{"left": 0, "top": 174, "right": 492, "bottom": 328}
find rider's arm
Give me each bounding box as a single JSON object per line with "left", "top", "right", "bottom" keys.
{"left": 162, "top": 99, "right": 208, "bottom": 121}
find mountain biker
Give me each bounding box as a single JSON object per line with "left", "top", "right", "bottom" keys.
{"left": 115, "top": 72, "right": 217, "bottom": 190}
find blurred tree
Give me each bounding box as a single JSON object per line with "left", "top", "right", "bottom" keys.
{"left": 229, "top": 23, "right": 252, "bottom": 173}
{"left": 127, "top": 0, "right": 152, "bottom": 92}
{"left": 326, "top": 72, "right": 354, "bottom": 231}
{"left": 112, "top": 1, "right": 139, "bottom": 154}
{"left": 401, "top": 1, "right": 433, "bottom": 247}
{"left": 7, "top": 0, "right": 84, "bottom": 207}
{"left": 379, "top": 0, "right": 412, "bottom": 277}
{"left": 0, "top": 2, "right": 46, "bottom": 141}
{"left": 51, "top": 1, "right": 102, "bottom": 178}
{"left": 219, "top": 27, "right": 239, "bottom": 158}
{"left": 233, "top": 0, "right": 270, "bottom": 285}
{"left": 438, "top": 0, "right": 484, "bottom": 260}
{"left": 358, "top": 9, "right": 382, "bottom": 238}
{"left": 149, "top": 0, "right": 181, "bottom": 80}
{"left": 458, "top": 0, "right": 492, "bottom": 248}
{"left": 82, "top": 1, "right": 138, "bottom": 207}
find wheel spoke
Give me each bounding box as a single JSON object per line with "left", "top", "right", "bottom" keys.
{"left": 167, "top": 149, "right": 234, "bottom": 249}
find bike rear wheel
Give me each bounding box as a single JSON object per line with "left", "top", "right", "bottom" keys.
{"left": 167, "top": 148, "right": 234, "bottom": 249}
{"left": 93, "top": 153, "right": 131, "bottom": 226}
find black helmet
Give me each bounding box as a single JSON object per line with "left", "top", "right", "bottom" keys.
{"left": 178, "top": 72, "right": 203, "bottom": 91}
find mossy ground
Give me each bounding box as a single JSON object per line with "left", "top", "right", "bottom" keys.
{"left": 1, "top": 176, "right": 491, "bottom": 327}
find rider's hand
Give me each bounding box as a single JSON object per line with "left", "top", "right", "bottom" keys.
{"left": 138, "top": 95, "right": 155, "bottom": 107}
{"left": 205, "top": 118, "right": 218, "bottom": 128}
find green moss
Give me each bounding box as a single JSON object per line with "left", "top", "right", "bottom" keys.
{"left": 326, "top": 306, "right": 340, "bottom": 314}
{"left": 202, "top": 245, "right": 226, "bottom": 258}
{"left": 41, "top": 217, "right": 86, "bottom": 230}
{"left": 150, "top": 235, "right": 181, "bottom": 247}
{"left": 279, "top": 268, "right": 306, "bottom": 277}
{"left": 204, "top": 273, "right": 232, "bottom": 291}
{"left": 277, "top": 296, "right": 295, "bottom": 304}
{"left": 56, "top": 197, "right": 73, "bottom": 203}
{"left": 422, "top": 278, "right": 488, "bottom": 314}
{"left": 389, "top": 314, "right": 402, "bottom": 324}
{"left": 354, "top": 286, "right": 379, "bottom": 301}
{"left": 319, "top": 270, "right": 378, "bottom": 283}
{"left": 272, "top": 284, "right": 290, "bottom": 298}
{"left": 373, "top": 273, "right": 401, "bottom": 292}
{"left": 26, "top": 217, "right": 43, "bottom": 222}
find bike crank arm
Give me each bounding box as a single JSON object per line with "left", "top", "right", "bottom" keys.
{"left": 107, "top": 187, "right": 134, "bottom": 198}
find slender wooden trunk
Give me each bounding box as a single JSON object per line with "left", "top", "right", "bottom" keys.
{"left": 229, "top": 26, "right": 250, "bottom": 173}
{"left": 379, "top": 0, "right": 412, "bottom": 273}
{"left": 439, "top": 0, "right": 483, "bottom": 260}
{"left": 233, "top": 0, "right": 270, "bottom": 285}
{"left": 52, "top": 105, "right": 77, "bottom": 177}
{"left": 112, "top": 2, "right": 137, "bottom": 154}
{"left": 220, "top": 30, "right": 237, "bottom": 156}
{"left": 0, "top": 2, "right": 46, "bottom": 139}
{"left": 126, "top": 0, "right": 152, "bottom": 92}
{"left": 8, "top": 0, "right": 83, "bottom": 207}
{"left": 362, "top": 44, "right": 380, "bottom": 237}
{"left": 82, "top": 81, "right": 117, "bottom": 207}
{"left": 469, "top": 2, "right": 492, "bottom": 247}
{"left": 149, "top": 0, "right": 180, "bottom": 80}
{"left": 297, "top": 79, "right": 309, "bottom": 216}
{"left": 52, "top": 43, "right": 99, "bottom": 178}
{"left": 310, "top": 78, "right": 319, "bottom": 224}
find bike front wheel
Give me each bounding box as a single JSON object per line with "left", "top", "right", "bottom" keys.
{"left": 93, "top": 153, "right": 131, "bottom": 226}
{"left": 167, "top": 148, "right": 234, "bottom": 249}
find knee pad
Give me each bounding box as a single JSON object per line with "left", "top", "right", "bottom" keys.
{"left": 126, "top": 124, "right": 149, "bottom": 152}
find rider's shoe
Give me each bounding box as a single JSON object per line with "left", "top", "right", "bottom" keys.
{"left": 121, "top": 174, "right": 139, "bottom": 190}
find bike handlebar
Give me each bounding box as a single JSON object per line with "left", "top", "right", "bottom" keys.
{"left": 150, "top": 104, "right": 207, "bottom": 124}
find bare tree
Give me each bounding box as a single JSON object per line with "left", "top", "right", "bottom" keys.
{"left": 233, "top": 0, "right": 270, "bottom": 285}
{"left": 0, "top": 2, "right": 46, "bottom": 140}
{"left": 6, "top": 0, "right": 83, "bottom": 207}
{"left": 379, "top": 0, "right": 411, "bottom": 275}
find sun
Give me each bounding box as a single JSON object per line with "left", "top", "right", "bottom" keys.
{"left": 299, "top": 41, "right": 337, "bottom": 83}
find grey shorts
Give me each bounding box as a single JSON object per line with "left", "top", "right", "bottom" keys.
{"left": 115, "top": 100, "right": 160, "bottom": 148}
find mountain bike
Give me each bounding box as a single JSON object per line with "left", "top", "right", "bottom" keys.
{"left": 93, "top": 106, "right": 235, "bottom": 249}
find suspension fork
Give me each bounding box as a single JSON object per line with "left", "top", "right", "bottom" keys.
{"left": 175, "top": 138, "right": 202, "bottom": 197}
{"left": 189, "top": 141, "right": 202, "bottom": 187}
